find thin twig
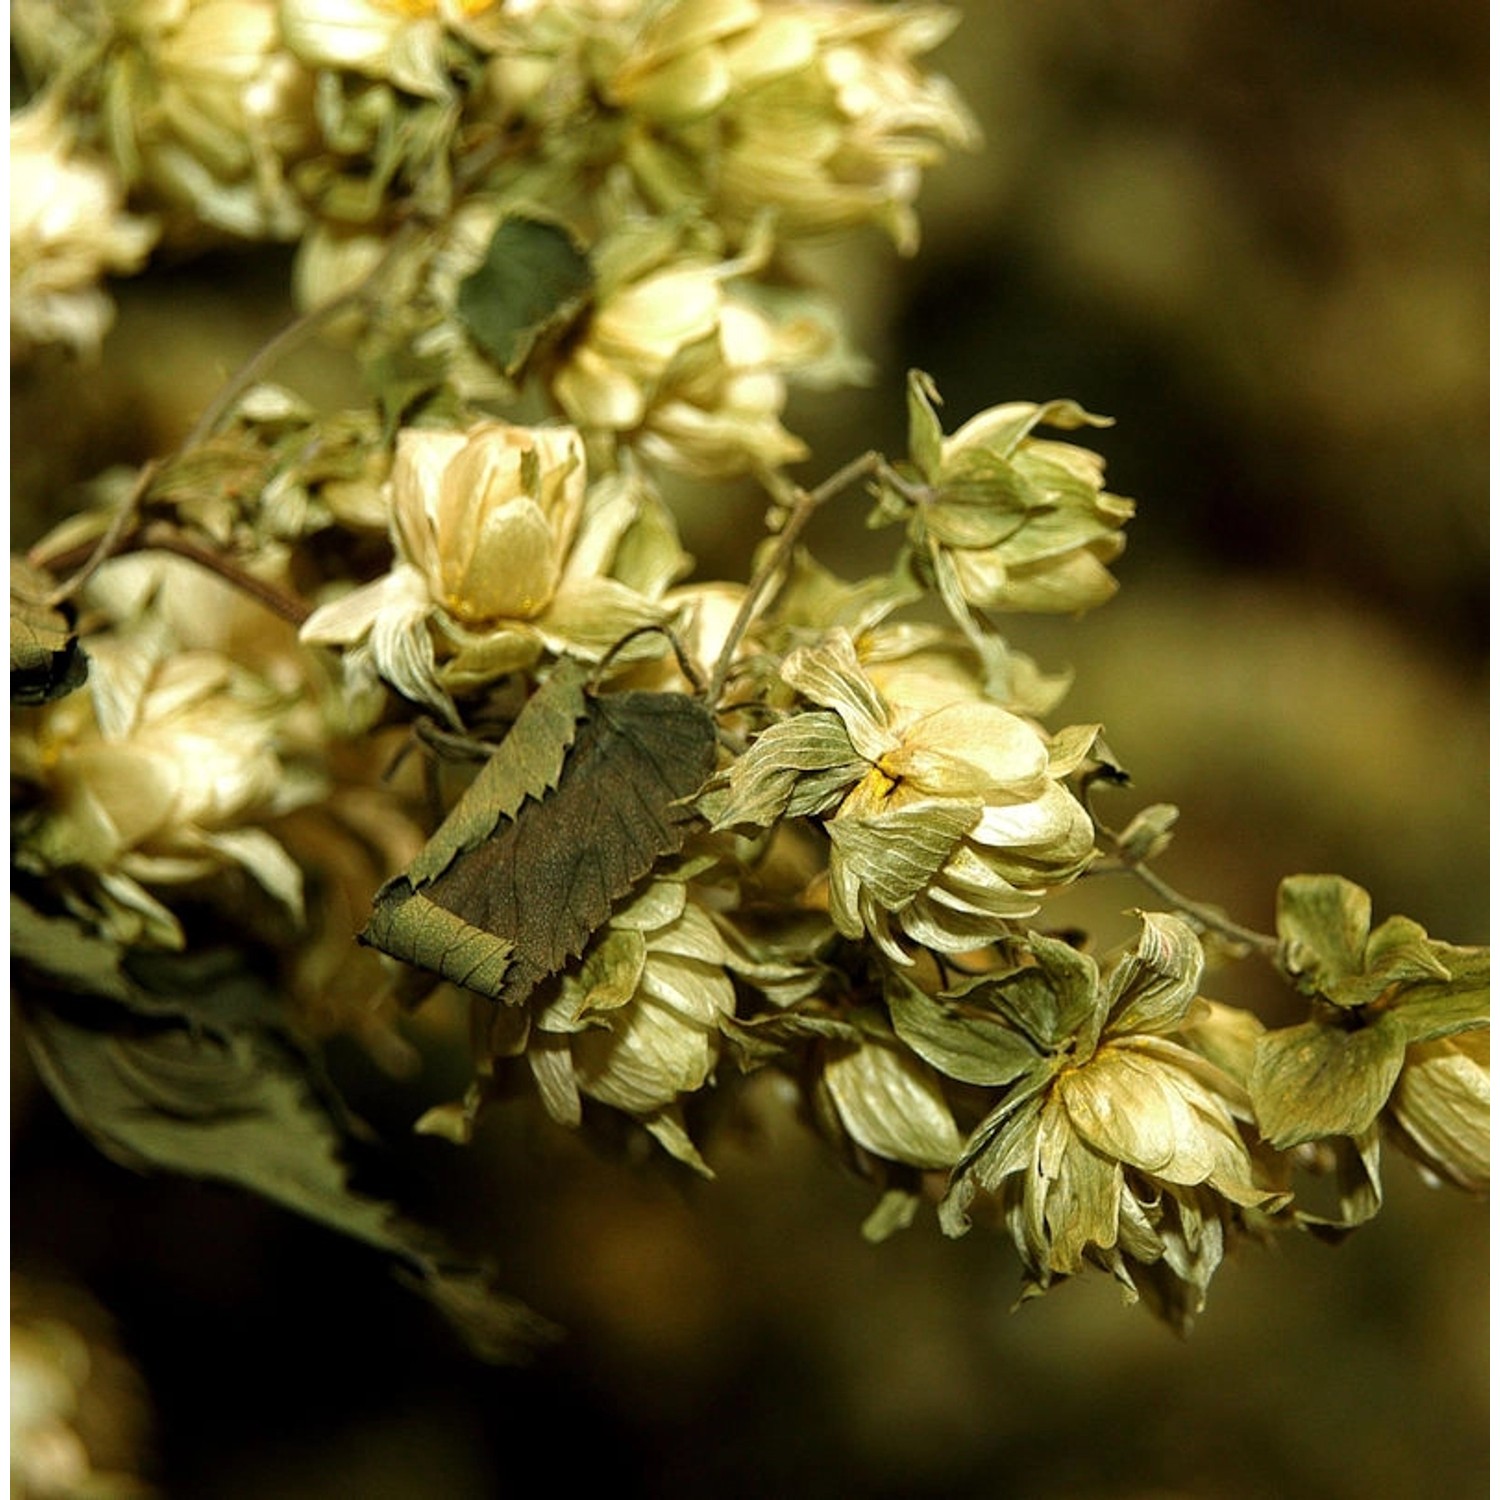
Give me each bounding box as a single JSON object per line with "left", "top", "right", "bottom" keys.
{"left": 137, "top": 523, "right": 312, "bottom": 627}
{"left": 1120, "top": 859, "right": 1278, "bottom": 955}
{"left": 706, "top": 450, "right": 883, "bottom": 706}
{"left": 1091, "top": 813, "right": 1279, "bottom": 955}
{"left": 38, "top": 459, "right": 161, "bottom": 607}
{"left": 34, "top": 223, "right": 427, "bottom": 616}
{"left": 178, "top": 219, "right": 423, "bottom": 454}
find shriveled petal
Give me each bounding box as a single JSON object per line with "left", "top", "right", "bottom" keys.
{"left": 1059, "top": 1047, "right": 1189, "bottom": 1174}
{"left": 592, "top": 267, "right": 721, "bottom": 371}
{"left": 573, "top": 993, "right": 718, "bottom": 1114}
{"left": 827, "top": 792, "right": 979, "bottom": 911}
{"left": 985, "top": 550, "right": 1121, "bottom": 614}
{"left": 968, "top": 782, "right": 1093, "bottom": 856}
{"left": 301, "top": 564, "right": 427, "bottom": 647}
{"left": 943, "top": 399, "right": 1109, "bottom": 466}
{"left": 723, "top": 13, "right": 818, "bottom": 85}
{"left": 197, "top": 827, "right": 304, "bottom": 922}
{"left": 281, "top": 0, "right": 403, "bottom": 73}
{"left": 899, "top": 890, "right": 1037, "bottom": 953}
{"left": 781, "top": 629, "right": 895, "bottom": 761}
{"left": 61, "top": 743, "right": 179, "bottom": 853}
{"left": 928, "top": 843, "right": 1041, "bottom": 917}
{"left": 1104, "top": 913, "right": 1207, "bottom": 1037}
{"left": 1044, "top": 1123, "right": 1124, "bottom": 1276}
{"left": 637, "top": 397, "right": 808, "bottom": 479}
{"left": 535, "top": 578, "right": 665, "bottom": 659}
{"left": 554, "top": 344, "right": 649, "bottom": 430}
{"left": 647, "top": 902, "right": 731, "bottom": 965}
{"left": 308, "top": 565, "right": 452, "bottom": 721}
{"left": 639, "top": 953, "right": 736, "bottom": 1028}
{"left": 883, "top": 699, "right": 1048, "bottom": 794}
{"left": 823, "top": 1036, "right": 964, "bottom": 1169}
{"left": 389, "top": 428, "right": 467, "bottom": 570}
{"left": 612, "top": 46, "right": 732, "bottom": 120}
{"left": 1389, "top": 1035, "right": 1490, "bottom": 1192}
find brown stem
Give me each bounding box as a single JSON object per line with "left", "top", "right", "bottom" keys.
{"left": 1124, "top": 860, "right": 1277, "bottom": 955}
{"left": 1091, "top": 816, "right": 1279, "bottom": 955}
{"left": 136, "top": 523, "right": 312, "bottom": 627}
{"left": 706, "top": 450, "right": 884, "bottom": 705}
{"left": 177, "top": 220, "right": 422, "bottom": 454}
{"left": 37, "top": 460, "right": 160, "bottom": 607}
{"left": 36, "top": 221, "right": 426, "bottom": 609}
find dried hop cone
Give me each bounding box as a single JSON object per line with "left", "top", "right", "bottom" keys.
{"left": 882, "top": 371, "right": 1136, "bottom": 617}
{"left": 935, "top": 916, "right": 1289, "bottom": 1331}
{"left": 527, "top": 876, "right": 737, "bottom": 1174}
{"left": 300, "top": 418, "right": 690, "bottom": 720}
{"left": 13, "top": 631, "right": 319, "bottom": 948}
{"left": 9, "top": 94, "right": 159, "bottom": 359}
{"left": 708, "top": 628, "right": 1096, "bottom": 961}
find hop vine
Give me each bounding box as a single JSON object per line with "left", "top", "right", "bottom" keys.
{"left": 11, "top": 0, "right": 1487, "bottom": 1377}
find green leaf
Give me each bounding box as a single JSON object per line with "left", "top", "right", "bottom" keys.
{"left": 364, "top": 332, "right": 455, "bottom": 437}
{"left": 1325, "top": 913, "right": 1452, "bottom": 1010}
{"left": 365, "top": 681, "right": 719, "bottom": 1006}
{"left": 406, "top": 661, "right": 591, "bottom": 888}
{"left": 25, "top": 1003, "right": 399, "bottom": 1243}
{"left": 1275, "top": 874, "right": 1372, "bottom": 1001}
{"left": 885, "top": 968, "right": 1039, "bottom": 1086}
{"left": 1250, "top": 1017, "right": 1407, "bottom": 1148}
{"left": 957, "top": 934, "right": 1102, "bottom": 1053}
{"left": 12, "top": 894, "right": 157, "bottom": 1014}
{"left": 456, "top": 214, "right": 594, "bottom": 377}
{"left": 17, "top": 965, "right": 555, "bottom": 1361}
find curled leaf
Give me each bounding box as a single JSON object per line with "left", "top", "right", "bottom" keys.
{"left": 365, "top": 673, "right": 718, "bottom": 1005}
{"left": 11, "top": 557, "right": 88, "bottom": 704}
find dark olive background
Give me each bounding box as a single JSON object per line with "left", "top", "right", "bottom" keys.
{"left": 12, "top": 3, "right": 1488, "bottom": 1496}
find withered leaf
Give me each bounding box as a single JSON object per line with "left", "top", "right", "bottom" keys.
{"left": 11, "top": 557, "right": 88, "bottom": 705}
{"left": 365, "top": 679, "right": 718, "bottom": 1006}
{"left": 456, "top": 214, "right": 594, "bottom": 377}
{"left": 1249, "top": 1016, "right": 1408, "bottom": 1148}
{"left": 16, "top": 928, "right": 556, "bottom": 1362}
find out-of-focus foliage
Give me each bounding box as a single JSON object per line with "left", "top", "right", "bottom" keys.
{"left": 10, "top": 1, "right": 1486, "bottom": 1497}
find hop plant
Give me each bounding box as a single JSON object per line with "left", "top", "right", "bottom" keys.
{"left": 9, "top": 0, "right": 1486, "bottom": 1385}
{"left": 933, "top": 916, "right": 1287, "bottom": 1331}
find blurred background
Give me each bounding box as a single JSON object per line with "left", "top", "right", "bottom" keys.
{"left": 12, "top": 1, "right": 1489, "bottom": 1496}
